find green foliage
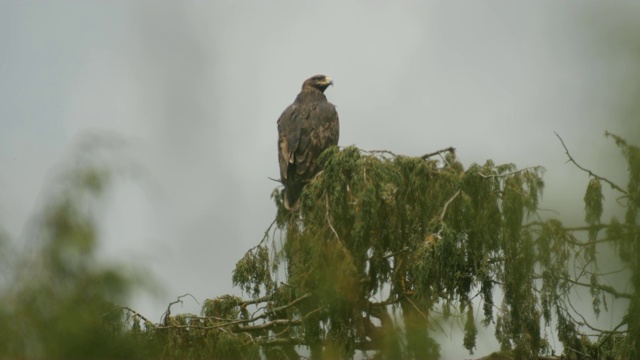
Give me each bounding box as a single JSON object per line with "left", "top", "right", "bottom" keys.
{"left": 3, "top": 133, "right": 638, "bottom": 359}
{"left": 233, "top": 245, "right": 275, "bottom": 298}
{"left": 231, "top": 137, "right": 638, "bottom": 359}
{"left": 584, "top": 178, "right": 604, "bottom": 225}
{"left": 233, "top": 145, "right": 552, "bottom": 359}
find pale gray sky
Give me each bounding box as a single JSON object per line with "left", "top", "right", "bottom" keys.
{"left": 1, "top": 1, "right": 639, "bottom": 358}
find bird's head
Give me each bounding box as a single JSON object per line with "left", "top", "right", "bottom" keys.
{"left": 302, "top": 74, "right": 334, "bottom": 93}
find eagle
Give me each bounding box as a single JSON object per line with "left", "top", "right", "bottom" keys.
{"left": 277, "top": 75, "right": 340, "bottom": 210}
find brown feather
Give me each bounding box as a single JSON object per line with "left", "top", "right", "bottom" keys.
{"left": 277, "top": 75, "right": 339, "bottom": 210}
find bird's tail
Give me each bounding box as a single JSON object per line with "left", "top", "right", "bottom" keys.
{"left": 283, "top": 182, "right": 303, "bottom": 210}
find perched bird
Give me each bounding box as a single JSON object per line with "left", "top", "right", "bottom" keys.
{"left": 277, "top": 75, "right": 340, "bottom": 210}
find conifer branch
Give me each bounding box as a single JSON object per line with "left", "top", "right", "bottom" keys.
{"left": 555, "top": 132, "right": 629, "bottom": 196}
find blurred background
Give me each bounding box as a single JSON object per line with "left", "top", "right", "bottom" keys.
{"left": 1, "top": 1, "right": 639, "bottom": 357}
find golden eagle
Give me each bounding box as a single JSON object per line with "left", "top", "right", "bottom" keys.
{"left": 277, "top": 75, "right": 340, "bottom": 210}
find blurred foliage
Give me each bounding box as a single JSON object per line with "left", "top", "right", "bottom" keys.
{"left": 0, "top": 138, "right": 149, "bottom": 358}
{"left": 0, "top": 136, "right": 265, "bottom": 359}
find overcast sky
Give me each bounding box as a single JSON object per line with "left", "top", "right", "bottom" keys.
{"left": 1, "top": 2, "right": 639, "bottom": 358}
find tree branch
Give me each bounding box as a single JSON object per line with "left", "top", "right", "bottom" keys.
{"left": 439, "top": 190, "right": 461, "bottom": 222}
{"left": 325, "top": 194, "right": 340, "bottom": 241}
{"left": 264, "top": 292, "right": 311, "bottom": 316}
{"left": 236, "top": 307, "right": 324, "bottom": 333}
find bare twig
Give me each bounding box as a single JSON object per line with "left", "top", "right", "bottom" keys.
{"left": 555, "top": 132, "right": 629, "bottom": 196}
{"left": 249, "top": 218, "right": 278, "bottom": 251}
{"left": 421, "top": 146, "right": 456, "bottom": 160}
{"left": 162, "top": 294, "right": 199, "bottom": 324}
